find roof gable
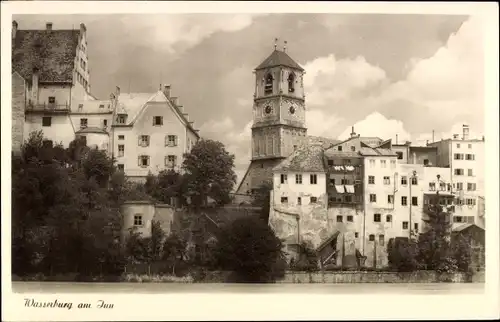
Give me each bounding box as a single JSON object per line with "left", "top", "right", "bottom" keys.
{"left": 12, "top": 29, "right": 80, "bottom": 83}
{"left": 256, "top": 50, "right": 304, "bottom": 71}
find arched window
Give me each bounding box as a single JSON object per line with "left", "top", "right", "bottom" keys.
{"left": 264, "top": 73, "right": 273, "bottom": 95}
{"left": 288, "top": 73, "right": 295, "bottom": 93}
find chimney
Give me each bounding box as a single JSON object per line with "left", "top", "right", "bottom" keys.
{"left": 183, "top": 113, "right": 189, "bottom": 121}
{"left": 163, "top": 84, "right": 171, "bottom": 98}
{"left": 453, "top": 134, "right": 459, "bottom": 139}
{"left": 46, "top": 22, "right": 53, "bottom": 31}
{"left": 115, "top": 86, "right": 121, "bottom": 97}
{"left": 462, "top": 124, "right": 469, "bottom": 141}
{"left": 12, "top": 20, "right": 18, "bottom": 40}
{"left": 396, "top": 134, "right": 398, "bottom": 144}
{"left": 32, "top": 67, "right": 39, "bottom": 104}
{"left": 177, "top": 105, "right": 184, "bottom": 113}
{"left": 350, "top": 126, "right": 357, "bottom": 138}
{"left": 171, "top": 97, "right": 178, "bottom": 106}
{"left": 80, "top": 23, "right": 87, "bottom": 34}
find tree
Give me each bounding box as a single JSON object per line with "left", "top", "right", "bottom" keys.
{"left": 387, "top": 237, "right": 419, "bottom": 272}
{"left": 292, "top": 241, "right": 319, "bottom": 271}
{"left": 162, "top": 234, "right": 188, "bottom": 275}
{"left": 417, "top": 196, "right": 457, "bottom": 272}
{"left": 182, "top": 139, "right": 237, "bottom": 207}
{"left": 252, "top": 181, "right": 273, "bottom": 223}
{"left": 213, "top": 215, "right": 285, "bottom": 283}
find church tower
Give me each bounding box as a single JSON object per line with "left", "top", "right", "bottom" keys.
{"left": 236, "top": 40, "right": 308, "bottom": 197}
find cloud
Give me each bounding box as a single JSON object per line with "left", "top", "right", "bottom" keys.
{"left": 306, "top": 109, "right": 343, "bottom": 138}
{"left": 414, "top": 122, "right": 484, "bottom": 146}
{"left": 337, "top": 112, "right": 411, "bottom": 142}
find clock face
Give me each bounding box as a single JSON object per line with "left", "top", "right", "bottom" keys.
{"left": 264, "top": 105, "right": 272, "bottom": 115}
{"left": 289, "top": 105, "right": 296, "bottom": 115}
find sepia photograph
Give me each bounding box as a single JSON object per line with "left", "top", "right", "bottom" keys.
{"left": 2, "top": 1, "right": 499, "bottom": 321}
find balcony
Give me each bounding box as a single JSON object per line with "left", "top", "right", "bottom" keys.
{"left": 26, "top": 101, "right": 70, "bottom": 113}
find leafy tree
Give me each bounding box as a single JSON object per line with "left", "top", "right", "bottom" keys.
{"left": 387, "top": 237, "right": 420, "bottom": 272}
{"left": 252, "top": 181, "right": 273, "bottom": 223}
{"left": 291, "top": 241, "right": 319, "bottom": 271}
{"left": 451, "top": 234, "right": 473, "bottom": 273}
{"left": 417, "top": 195, "right": 457, "bottom": 272}
{"left": 213, "top": 215, "right": 285, "bottom": 283}
{"left": 182, "top": 139, "right": 237, "bottom": 207}
{"left": 162, "top": 234, "right": 188, "bottom": 275}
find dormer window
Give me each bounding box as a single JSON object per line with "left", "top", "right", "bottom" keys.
{"left": 264, "top": 73, "right": 273, "bottom": 95}
{"left": 287, "top": 73, "right": 295, "bottom": 93}
{"left": 117, "top": 115, "right": 126, "bottom": 124}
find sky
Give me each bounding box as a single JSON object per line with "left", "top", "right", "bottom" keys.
{"left": 13, "top": 14, "right": 485, "bottom": 184}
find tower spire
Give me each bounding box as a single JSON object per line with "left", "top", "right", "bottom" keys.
{"left": 274, "top": 38, "right": 278, "bottom": 50}
{"left": 284, "top": 40, "right": 287, "bottom": 53}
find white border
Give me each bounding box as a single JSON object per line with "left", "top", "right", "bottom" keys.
{"left": 2, "top": 2, "right": 499, "bottom": 321}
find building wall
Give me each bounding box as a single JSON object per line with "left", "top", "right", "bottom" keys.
{"left": 121, "top": 202, "right": 175, "bottom": 240}
{"left": 24, "top": 113, "right": 76, "bottom": 147}
{"left": 70, "top": 112, "right": 113, "bottom": 131}
{"left": 408, "top": 147, "right": 438, "bottom": 166}
{"left": 80, "top": 132, "right": 110, "bottom": 150}
{"left": 392, "top": 145, "right": 409, "bottom": 163}
{"left": 12, "top": 72, "right": 26, "bottom": 154}
{"left": 273, "top": 172, "right": 327, "bottom": 207}
{"left": 33, "top": 84, "right": 72, "bottom": 108}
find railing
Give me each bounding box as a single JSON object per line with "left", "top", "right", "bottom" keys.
{"left": 26, "top": 102, "right": 70, "bottom": 112}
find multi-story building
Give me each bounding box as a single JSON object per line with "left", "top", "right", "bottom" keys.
{"left": 12, "top": 21, "right": 201, "bottom": 182}
{"left": 110, "top": 85, "right": 200, "bottom": 182}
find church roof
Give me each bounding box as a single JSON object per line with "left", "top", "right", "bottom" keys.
{"left": 308, "top": 136, "right": 342, "bottom": 149}
{"left": 12, "top": 29, "right": 81, "bottom": 83}
{"left": 273, "top": 144, "right": 326, "bottom": 173}
{"left": 255, "top": 49, "right": 304, "bottom": 71}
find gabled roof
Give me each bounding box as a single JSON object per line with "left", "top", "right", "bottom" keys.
{"left": 12, "top": 29, "right": 80, "bottom": 83}
{"left": 324, "top": 149, "right": 360, "bottom": 158}
{"left": 452, "top": 223, "right": 485, "bottom": 233}
{"left": 273, "top": 144, "right": 326, "bottom": 173}
{"left": 255, "top": 49, "right": 304, "bottom": 71}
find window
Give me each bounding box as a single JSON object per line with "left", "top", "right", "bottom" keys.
{"left": 341, "top": 179, "right": 348, "bottom": 185}
{"left": 414, "top": 223, "right": 419, "bottom": 231}
{"left": 117, "top": 164, "right": 124, "bottom": 171}
{"left": 351, "top": 146, "right": 356, "bottom": 151}
{"left": 139, "top": 135, "right": 150, "bottom": 147}
{"left": 80, "top": 118, "right": 88, "bottom": 128}
{"left": 42, "top": 117, "right": 52, "bottom": 127}
{"left": 264, "top": 73, "right": 273, "bottom": 95}
{"left": 329, "top": 178, "right": 335, "bottom": 185}
{"left": 328, "top": 160, "right": 334, "bottom": 166}
{"left": 467, "top": 169, "right": 473, "bottom": 176}
{"left": 310, "top": 174, "right": 317, "bottom": 184}
{"left": 429, "top": 182, "right": 436, "bottom": 191}
{"left": 287, "top": 73, "right": 295, "bottom": 93}
{"left": 166, "top": 135, "right": 178, "bottom": 147}
{"left": 468, "top": 144, "right": 472, "bottom": 149}
{"left": 402, "top": 221, "right": 409, "bottom": 230}
{"left": 103, "top": 120, "right": 108, "bottom": 127}
{"left": 297, "top": 197, "right": 301, "bottom": 205}
{"left": 386, "top": 214, "right": 392, "bottom": 223}
{"left": 369, "top": 159, "right": 375, "bottom": 167}
{"left": 411, "top": 176, "right": 418, "bottom": 185}
{"left": 78, "top": 104, "right": 83, "bottom": 110}
{"left": 295, "top": 174, "right": 302, "bottom": 184}
{"left": 456, "top": 143, "right": 460, "bottom": 148}
{"left": 390, "top": 160, "right": 396, "bottom": 168}
{"left": 370, "top": 194, "right": 376, "bottom": 203}
{"left": 466, "top": 216, "right": 475, "bottom": 224}
{"left": 466, "top": 198, "right": 476, "bottom": 206}
{"left": 378, "top": 235, "right": 385, "bottom": 246}
{"left": 401, "top": 196, "right": 408, "bottom": 206}
{"left": 380, "top": 160, "right": 386, "bottom": 168}
{"left": 310, "top": 196, "right": 318, "bottom": 204}
{"left": 48, "top": 96, "right": 55, "bottom": 104}
{"left": 369, "top": 234, "right": 375, "bottom": 241}
{"left": 133, "top": 215, "right": 143, "bottom": 226}
{"left": 374, "top": 213, "right": 381, "bottom": 222}
{"left": 165, "top": 155, "right": 177, "bottom": 168}
{"left": 281, "top": 197, "right": 288, "bottom": 204}
{"left": 423, "top": 159, "right": 429, "bottom": 166}
{"left": 280, "top": 174, "right": 288, "bottom": 184}
{"left": 153, "top": 116, "right": 163, "bottom": 126}
{"left": 138, "top": 155, "right": 150, "bottom": 167}
{"left": 118, "top": 144, "right": 125, "bottom": 157}
{"left": 383, "top": 176, "right": 390, "bottom": 185}
{"left": 117, "top": 115, "right": 126, "bottom": 124}
{"left": 401, "top": 176, "right": 408, "bottom": 185}
{"left": 388, "top": 195, "right": 394, "bottom": 204}
{"left": 396, "top": 152, "right": 403, "bottom": 160}
{"left": 456, "top": 182, "right": 464, "bottom": 190}
{"left": 118, "top": 135, "right": 124, "bottom": 140}
{"left": 467, "top": 183, "right": 476, "bottom": 191}
{"left": 347, "top": 215, "right": 353, "bottom": 222}
{"left": 99, "top": 104, "right": 104, "bottom": 109}
{"left": 412, "top": 196, "right": 418, "bottom": 206}
{"left": 454, "top": 153, "right": 464, "bottom": 160}
{"left": 453, "top": 216, "right": 463, "bottom": 223}
{"left": 368, "top": 176, "right": 375, "bottom": 184}
{"left": 338, "top": 146, "right": 343, "bottom": 152}
{"left": 465, "top": 154, "right": 475, "bottom": 160}
{"left": 439, "top": 182, "right": 446, "bottom": 191}
{"left": 454, "top": 169, "right": 464, "bottom": 176}
{"left": 355, "top": 232, "right": 359, "bottom": 238}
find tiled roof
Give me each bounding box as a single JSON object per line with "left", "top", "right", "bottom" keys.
{"left": 452, "top": 223, "right": 485, "bottom": 233}
{"left": 359, "top": 147, "right": 397, "bottom": 157}
{"left": 273, "top": 144, "right": 326, "bottom": 173}
{"left": 72, "top": 100, "right": 113, "bottom": 114}
{"left": 75, "top": 127, "right": 108, "bottom": 134}
{"left": 323, "top": 149, "right": 360, "bottom": 158}
{"left": 255, "top": 49, "right": 304, "bottom": 71}
{"left": 12, "top": 29, "right": 80, "bottom": 83}
{"left": 307, "top": 136, "right": 342, "bottom": 149}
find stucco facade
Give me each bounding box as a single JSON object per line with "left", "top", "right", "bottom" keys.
{"left": 12, "top": 72, "right": 26, "bottom": 154}
{"left": 120, "top": 201, "right": 175, "bottom": 242}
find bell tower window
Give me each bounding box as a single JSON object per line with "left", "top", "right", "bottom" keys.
{"left": 264, "top": 73, "right": 273, "bottom": 95}
{"left": 288, "top": 73, "right": 295, "bottom": 93}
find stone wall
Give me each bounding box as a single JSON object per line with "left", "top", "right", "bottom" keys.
{"left": 12, "top": 72, "right": 26, "bottom": 155}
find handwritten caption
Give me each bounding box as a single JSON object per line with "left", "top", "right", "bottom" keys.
{"left": 24, "top": 298, "right": 114, "bottom": 310}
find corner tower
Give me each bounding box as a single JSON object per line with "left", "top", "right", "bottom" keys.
{"left": 236, "top": 41, "right": 308, "bottom": 197}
